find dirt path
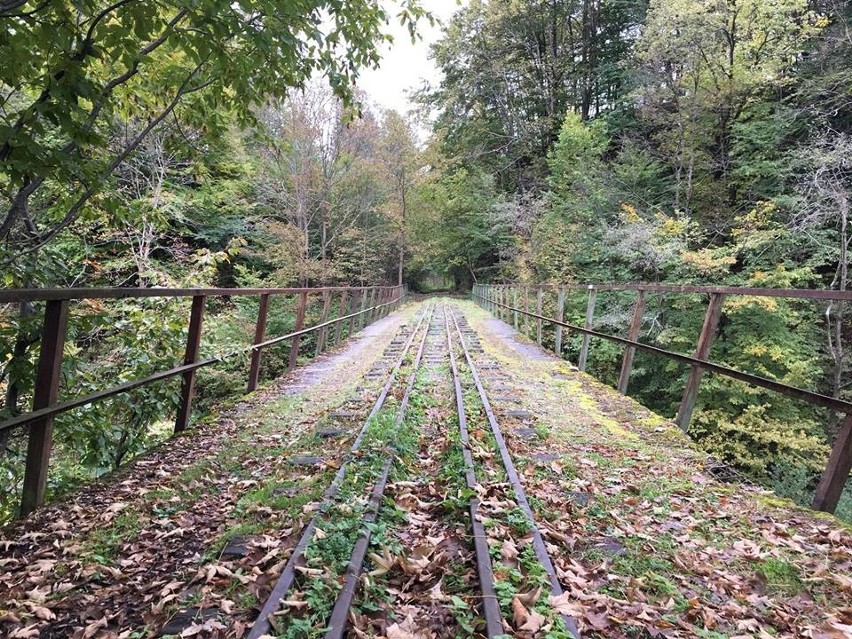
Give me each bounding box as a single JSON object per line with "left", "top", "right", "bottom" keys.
{"left": 1, "top": 299, "right": 850, "bottom": 639}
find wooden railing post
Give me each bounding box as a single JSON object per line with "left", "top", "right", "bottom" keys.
{"left": 523, "top": 286, "right": 530, "bottom": 336}
{"left": 334, "top": 290, "right": 348, "bottom": 345}
{"left": 288, "top": 292, "right": 308, "bottom": 372}
{"left": 513, "top": 287, "right": 519, "bottom": 330}
{"left": 315, "top": 290, "right": 332, "bottom": 356}
{"left": 20, "top": 299, "right": 69, "bottom": 516}
{"left": 536, "top": 287, "right": 543, "bottom": 345}
{"left": 498, "top": 286, "right": 505, "bottom": 322}
{"left": 675, "top": 293, "right": 725, "bottom": 431}
{"left": 554, "top": 287, "right": 566, "bottom": 357}
{"left": 247, "top": 293, "right": 270, "bottom": 392}
{"left": 813, "top": 414, "right": 852, "bottom": 513}
{"left": 175, "top": 295, "right": 205, "bottom": 433}
{"left": 578, "top": 286, "right": 597, "bottom": 372}
{"left": 617, "top": 291, "right": 646, "bottom": 394}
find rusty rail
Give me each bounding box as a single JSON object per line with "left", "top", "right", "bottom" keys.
{"left": 473, "top": 283, "right": 852, "bottom": 515}
{"left": 1, "top": 285, "right": 405, "bottom": 517}
{"left": 247, "top": 304, "right": 430, "bottom": 639}
{"left": 448, "top": 306, "right": 581, "bottom": 637}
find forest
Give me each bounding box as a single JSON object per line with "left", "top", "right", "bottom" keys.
{"left": 0, "top": 0, "right": 850, "bottom": 522}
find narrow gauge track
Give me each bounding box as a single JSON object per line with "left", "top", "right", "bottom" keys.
{"left": 445, "top": 306, "right": 505, "bottom": 637}
{"left": 447, "top": 306, "right": 582, "bottom": 639}
{"left": 250, "top": 301, "right": 581, "bottom": 639}
{"left": 247, "top": 304, "right": 434, "bottom": 639}
{"left": 323, "top": 305, "right": 437, "bottom": 637}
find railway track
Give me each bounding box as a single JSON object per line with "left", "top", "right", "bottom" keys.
{"left": 246, "top": 304, "right": 434, "bottom": 638}
{"left": 244, "top": 302, "right": 580, "bottom": 638}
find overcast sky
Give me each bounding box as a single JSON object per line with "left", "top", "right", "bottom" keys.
{"left": 356, "top": 1, "right": 462, "bottom": 116}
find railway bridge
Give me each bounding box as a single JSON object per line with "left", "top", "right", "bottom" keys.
{"left": 0, "top": 286, "right": 850, "bottom": 639}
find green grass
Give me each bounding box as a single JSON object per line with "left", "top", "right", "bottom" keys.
{"left": 757, "top": 557, "right": 804, "bottom": 595}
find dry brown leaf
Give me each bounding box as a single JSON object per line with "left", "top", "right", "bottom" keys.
{"left": 520, "top": 609, "right": 546, "bottom": 633}
{"left": 82, "top": 616, "right": 108, "bottom": 639}
{"left": 512, "top": 596, "right": 530, "bottom": 627}
{"left": 515, "top": 585, "right": 543, "bottom": 606}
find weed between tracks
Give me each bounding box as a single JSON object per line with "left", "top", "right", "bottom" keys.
{"left": 266, "top": 324, "right": 430, "bottom": 638}
{"left": 456, "top": 358, "right": 574, "bottom": 639}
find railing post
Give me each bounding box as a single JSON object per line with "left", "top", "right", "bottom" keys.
{"left": 554, "top": 287, "right": 566, "bottom": 357}
{"left": 617, "top": 291, "right": 646, "bottom": 394}
{"left": 366, "top": 287, "right": 377, "bottom": 324}
{"left": 498, "top": 286, "right": 505, "bottom": 321}
{"left": 513, "top": 287, "right": 519, "bottom": 330}
{"left": 20, "top": 299, "right": 69, "bottom": 516}
{"left": 315, "top": 290, "right": 332, "bottom": 356}
{"left": 813, "top": 414, "right": 852, "bottom": 513}
{"left": 523, "top": 286, "right": 530, "bottom": 336}
{"left": 247, "top": 293, "right": 270, "bottom": 392}
{"left": 358, "top": 288, "right": 369, "bottom": 329}
{"left": 536, "top": 287, "right": 543, "bottom": 345}
{"left": 349, "top": 290, "right": 361, "bottom": 335}
{"left": 675, "top": 293, "right": 725, "bottom": 431}
{"left": 578, "top": 286, "right": 597, "bottom": 372}
{"left": 288, "top": 292, "right": 308, "bottom": 372}
{"left": 175, "top": 295, "right": 205, "bottom": 433}
{"left": 334, "top": 290, "right": 348, "bottom": 345}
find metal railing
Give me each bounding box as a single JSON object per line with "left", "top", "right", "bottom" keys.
{"left": 473, "top": 283, "right": 852, "bottom": 514}
{"left": 0, "top": 285, "right": 405, "bottom": 516}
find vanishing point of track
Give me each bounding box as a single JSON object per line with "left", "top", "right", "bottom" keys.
{"left": 247, "top": 302, "right": 580, "bottom": 638}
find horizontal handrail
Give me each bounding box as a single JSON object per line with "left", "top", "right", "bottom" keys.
{"left": 474, "top": 291, "right": 852, "bottom": 413}
{"left": 474, "top": 283, "right": 852, "bottom": 514}
{"left": 0, "top": 285, "right": 398, "bottom": 304}
{"left": 0, "top": 295, "right": 400, "bottom": 433}
{"left": 490, "top": 283, "right": 852, "bottom": 302}
{"left": 3, "top": 284, "right": 405, "bottom": 517}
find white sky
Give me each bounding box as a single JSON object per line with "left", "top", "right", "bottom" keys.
{"left": 356, "top": 1, "right": 462, "bottom": 116}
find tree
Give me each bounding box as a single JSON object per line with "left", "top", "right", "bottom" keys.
{"left": 0, "top": 0, "right": 426, "bottom": 263}
{"left": 425, "top": 0, "right": 644, "bottom": 192}
{"left": 635, "top": 0, "right": 821, "bottom": 218}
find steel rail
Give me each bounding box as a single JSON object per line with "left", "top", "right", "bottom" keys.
{"left": 0, "top": 285, "right": 400, "bottom": 303}
{"left": 484, "top": 283, "right": 852, "bottom": 302}
{"left": 324, "top": 305, "right": 435, "bottom": 638}
{"left": 474, "top": 292, "right": 852, "bottom": 415}
{"left": 0, "top": 295, "right": 403, "bottom": 433}
{"left": 449, "top": 306, "right": 581, "bottom": 638}
{"left": 246, "top": 304, "right": 432, "bottom": 639}
{"left": 445, "top": 306, "right": 505, "bottom": 638}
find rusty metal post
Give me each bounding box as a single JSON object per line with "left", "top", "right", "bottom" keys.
{"left": 366, "top": 287, "right": 377, "bottom": 324}
{"left": 554, "top": 287, "right": 566, "bottom": 357}
{"left": 349, "top": 290, "right": 361, "bottom": 335}
{"left": 523, "top": 286, "right": 530, "bottom": 336}
{"left": 333, "top": 290, "right": 348, "bottom": 345}
{"left": 358, "top": 288, "right": 370, "bottom": 329}
{"left": 813, "top": 414, "right": 852, "bottom": 513}
{"left": 175, "top": 295, "right": 206, "bottom": 433}
{"left": 315, "top": 291, "right": 332, "bottom": 356}
{"left": 617, "top": 291, "right": 646, "bottom": 394}
{"left": 20, "top": 300, "right": 69, "bottom": 516}
{"left": 536, "top": 287, "right": 543, "bottom": 345}
{"left": 578, "top": 286, "right": 597, "bottom": 372}
{"left": 247, "top": 293, "right": 270, "bottom": 392}
{"left": 675, "top": 293, "right": 725, "bottom": 431}
{"left": 288, "top": 292, "right": 308, "bottom": 372}
{"left": 513, "top": 287, "right": 519, "bottom": 330}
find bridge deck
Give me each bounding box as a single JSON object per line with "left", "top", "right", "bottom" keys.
{"left": 1, "top": 300, "right": 849, "bottom": 639}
